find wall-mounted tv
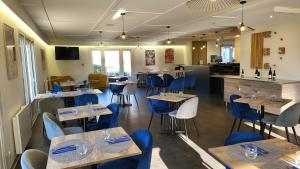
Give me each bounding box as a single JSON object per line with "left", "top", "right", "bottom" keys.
{"left": 55, "top": 46, "right": 79, "bottom": 60}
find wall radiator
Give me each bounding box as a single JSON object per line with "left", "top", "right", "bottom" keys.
{"left": 12, "top": 105, "right": 32, "bottom": 154}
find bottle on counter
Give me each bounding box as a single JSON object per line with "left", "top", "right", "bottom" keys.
{"left": 268, "top": 68, "right": 272, "bottom": 79}
{"left": 257, "top": 71, "right": 261, "bottom": 79}
{"left": 255, "top": 67, "right": 258, "bottom": 78}
{"left": 272, "top": 70, "right": 276, "bottom": 80}
{"left": 241, "top": 69, "right": 245, "bottom": 78}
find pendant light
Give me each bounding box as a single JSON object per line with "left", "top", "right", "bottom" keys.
{"left": 240, "top": 0, "right": 247, "bottom": 31}
{"left": 98, "top": 31, "right": 104, "bottom": 47}
{"left": 120, "top": 12, "right": 126, "bottom": 39}
{"left": 136, "top": 37, "right": 142, "bottom": 48}
{"left": 166, "top": 26, "right": 171, "bottom": 45}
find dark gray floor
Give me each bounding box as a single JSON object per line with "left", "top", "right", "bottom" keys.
{"left": 24, "top": 88, "right": 298, "bottom": 169}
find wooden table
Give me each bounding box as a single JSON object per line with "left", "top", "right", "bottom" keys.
{"left": 209, "top": 139, "right": 300, "bottom": 169}
{"left": 109, "top": 80, "right": 137, "bottom": 86}
{"left": 234, "top": 96, "right": 293, "bottom": 135}
{"left": 46, "top": 127, "right": 142, "bottom": 169}
{"left": 57, "top": 104, "right": 112, "bottom": 122}
{"left": 60, "top": 81, "right": 83, "bottom": 87}
{"left": 35, "top": 89, "right": 102, "bottom": 100}
{"left": 147, "top": 92, "right": 196, "bottom": 103}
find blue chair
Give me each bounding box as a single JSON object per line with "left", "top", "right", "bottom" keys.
{"left": 86, "top": 104, "right": 120, "bottom": 131}
{"left": 224, "top": 132, "right": 264, "bottom": 146}
{"left": 184, "top": 77, "right": 196, "bottom": 89}
{"left": 43, "top": 112, "right": 83, "bottom": 141}
{"left": 163, "top": 74, "right": 174, "bottom": 88}
{"left": 229, "top": 95, "right": 261, "bottom": 135}
{"left": 150, "top": 75, "right": 165, "bottom": 89}
{"left": 21, "top": 149, "right": 48, "bottom": 169}
{"left": 98, "top": 130, "right": 153, "bottom": 169}
{"left": 110, "top": 84, "right": 125, "bottom": 103}
{"left": 146, "top": 76, "right": 153, "bottom": 95}
{"left": 52, "top": 84, "right": 62, "bottom": 93}
{"left": 74, "top": 94, "right": 98, "bottom": 106}
{"left": 168, "top": 77, "right": 184, "bottom": 91}
{"left": 147, "top": 91, "right": 173, "bottom": 130}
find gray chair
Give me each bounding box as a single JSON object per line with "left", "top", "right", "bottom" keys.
{"left": 43, "top": 112, "right": 83, "bottom": 141}
{"left": 262, "top": 102, "right": 300, "bottom": 144}
{"left": 21, "top": 149, "right": 47, "bottom": 169}
{"left": 38, "top": 98, "right": 65, "bottom": 136}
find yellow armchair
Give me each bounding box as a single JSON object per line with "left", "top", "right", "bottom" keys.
{"left": 88, "top": 73, "right": 108, "bottom": 89}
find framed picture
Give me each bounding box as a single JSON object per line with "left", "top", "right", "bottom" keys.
{"left": 3, "top": 24, "right": 18, "bottom": 80}
{"left": 41, "top": 49, "right": 46, "bottom": 70}
{"left": 145, "top": 50, "right": 155, "bottom": 66}
{"left": 165, "top": 48, "right": 174, "bottom": 63}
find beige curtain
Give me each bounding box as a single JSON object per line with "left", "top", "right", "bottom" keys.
{"left": 250, "top": 32, "right": 264, "bottom": 68}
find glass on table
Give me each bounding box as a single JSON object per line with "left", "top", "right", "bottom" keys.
{"left": 295, "top": 151, "right": 300, "bottom": 165}
{"left": 103, "top": 130, "right": 111, "bottom": 140}
{"left": 87, "top": 102, "right": 93, "bottom": 113}
{"left": 76, "top": 143, "right": 88, "bottom": 155}
{"left": 244, "top": 144, "right": 258, "bottom": 160}
{"left": 178, "top": 91, "right": 184, "bottom": 97}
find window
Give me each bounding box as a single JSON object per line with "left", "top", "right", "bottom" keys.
{"left": 92, "top": 50, "right": 102, "bottom": 73}
{"left": 104, "top": 51, "right": 120, "bottom": 76}
{"left": 123, "top": 51, "right": 131, "bottom": 76}
{"left": 19, "top": 34, "right": 37, "bottom": 104}
{"left": 221, "top": 45, "right": 235, "bottom": 63}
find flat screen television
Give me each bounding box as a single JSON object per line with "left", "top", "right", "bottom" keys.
{"left": 55, "top": 46, "right": 79, "bottom": 60}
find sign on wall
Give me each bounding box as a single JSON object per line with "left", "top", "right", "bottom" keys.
{"left": 145, "top": 50, "right": 155, "bottom": 66}
{"left": 165, "top": 48, "right": 174, "bottom": 64}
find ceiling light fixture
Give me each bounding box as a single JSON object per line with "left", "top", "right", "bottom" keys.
{"left": 166, "top": 26, "right": 172, "bottom": 45}
{"left": 120, "top": 12, "right": 127, "bottom": 40}
{"left": 186, "top": 0, "right": 240, "bottom": 13}
{"left": 238, "top": 0, "right": 254, "bottom": 32}
{"left": 215, "top": 41, "right": 219, "bottom": 47}
{"left": 112, "top": 8, "right": 126, "bottom": 20}
{"left": 136, "top": 37, "right": 142, "bottom": 48}
{"left": 98, "top": 31, "right": 104, "bottom": 47}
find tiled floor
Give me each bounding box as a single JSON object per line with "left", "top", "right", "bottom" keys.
{"left": 25, "top": 88, "right": 299, "bottom": 169}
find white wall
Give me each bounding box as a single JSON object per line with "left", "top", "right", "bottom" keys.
{"left": 47, "top": 45, "right": 188, "bottom": 81}
{"left": 0, "top": 1, "right": 49, "bottom": 168}
{"left": 240, "top": 14, "right": 300, "bottom": 80}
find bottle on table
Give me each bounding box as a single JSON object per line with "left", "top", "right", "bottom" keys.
{"left": 241, "top": 69, "right": 245, "bottom": 78}
{"left": 257, "top": 71, "right": 261, "bottom": 79}
{"left": 272, "top": 70, "right": 276, "bottom": 80}
{"left": 268, "top": 68, "right": 272, "bottom": 79}
{"left": 255, "top": 67, "right": 258, "bottom": 78}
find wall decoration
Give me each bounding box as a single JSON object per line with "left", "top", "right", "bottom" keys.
{"left": 145, "top": 50, "right": 155, "bottom": 66}
{"left": 3, "top": 24, "right": 18, "bottom": 80}
{"left": 40, "top": 49, "right": 46, "bottom": 70}
{"left": 278, "top": 47, "right": 285, "bottom": 54}
{"left": 165, "top": 48, "right": 174, "bottom": 64}
{"left": 263, "top": 48, "right": 270, "bottom": 56}
{"left": 263, "top": 63, "right": 270, "bottom": 69}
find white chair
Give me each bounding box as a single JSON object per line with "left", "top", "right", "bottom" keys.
{"left": 169, "top": 97, "right": 199, "bottom": 137}
{"left": 121, "top": 83, "right": 139, "bottom": 110}
{"left": 21, "top": 149, "right": 47, "bottom": 169}
{"left": 43, "top": 112, "right": 83, "bottom": 141}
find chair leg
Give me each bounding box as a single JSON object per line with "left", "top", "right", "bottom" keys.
{"left": 230, "top": 118, "right": 237, "bottom": 135}
{"left": 193, "top": 119, "right": 200, "bottom": 137}
{"left": 268, "top": 124, "right": 272, "bottom": 139}
{"left": 237, "top": 119, "right": 243, "bottom": 131}
{"left": 292, "top": 127, "right": 299, "bottom": 145}
{"left": 148, "top": 113, "right": 154, "bottom": 130}
{"left": 184, "top": 119, "right": 188, "bottom": 137}
{"left": 134, "top": 94, "right": 139, "bottom": 110}
{"left": 110, "top": 95, "right": 113, "bottom": 103}
{"left": 252, "top": 121, "right": 255, "bottom": 132}
{"left": 160, "top": 115, "right": 163, "bottom": 130}
{"left": 285, "top": 127, "right": 290, "bottom": 142}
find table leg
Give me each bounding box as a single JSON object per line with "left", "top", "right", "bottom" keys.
{"left": 83, "top": 118, "right": 86, "bottom": 131}
{"left": 259, "top": 105, "right": 265, "bottom": 137}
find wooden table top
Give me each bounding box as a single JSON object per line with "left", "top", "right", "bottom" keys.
{"left": 147, "top": 92, "right": 196, "bottom": 103}
{"left": 46, "top": 127, "right": 142, "bottom": 169}
{"left": 60, "top": 81, "right": 83, "bottom": 87}
{"left": 109, "top": 80, "right": 137, "bottom": 86}
{"left": 209, "top": 139, "right": 300, "bottom": 169}
{"left": 234, "top": 96, "right": 293, "bottom": 115}
{"left": 35, "top": 89, "right": 102, "bottom": 100}
{"left": 57, "top": 104, "right": 112, "bottom": 122}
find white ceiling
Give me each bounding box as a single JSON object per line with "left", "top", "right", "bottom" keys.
{"left": 16, "top": 0, "right": 300, "bottom": 45}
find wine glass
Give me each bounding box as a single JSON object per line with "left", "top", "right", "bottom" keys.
{"left": 244, "top": 144, "right": 258, "bottom": 160}
{"left": 103, "top": 130, "right": 111, "bottom": 140}
{"left": 76, "top": 143, "right": 88, "bottom": 155}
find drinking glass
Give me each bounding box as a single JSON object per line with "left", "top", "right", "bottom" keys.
{"left": 179, "top": 91, "right": 184, "bottom": 97}
{"left": 244, "top": 144, "right": 258, "bottom": 160}
{"left": 295, "top": 151, "right": 300, "bottom": 165}
{"left": 72, "top": 109, "right": 78, "bottom": 115}
{"left": 76, "top": 143, "right": 88, "bottom": 155}
{"left": 87, "top": 102, "right": 93, "bottom": 113}
{"left": 103, "top": 130, "right": 110, "bottom": 140}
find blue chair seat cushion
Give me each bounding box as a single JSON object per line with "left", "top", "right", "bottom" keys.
{"left": 241, "top": 110, "right": 261, "bottom": 121}
{"left": 261, "top": 114, "right": 278, "bottom": 125}
{"left": 97, "top": 157, "right": 138, "bottom": 169}
{"left": 224, "top": 132, "right": 264, "bottom": 146}
{"left": 63, "top": 127, "right": 83, "bottom": 135}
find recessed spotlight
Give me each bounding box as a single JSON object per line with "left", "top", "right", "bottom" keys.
{"left": 269, "top": 15, "right": 273, "bottom": 18}
{"left": 192, "top": 47, "right": 196, "bottom": 50}
{"left": 112, "top": 8, "right": 126, "bottom": 20}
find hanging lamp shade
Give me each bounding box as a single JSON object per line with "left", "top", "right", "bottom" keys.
{"left": 186, "top": 0, "right": 240, "bottom": 13}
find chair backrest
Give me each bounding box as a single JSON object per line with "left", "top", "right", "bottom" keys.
{"left": 147, "top": 91, "right": 169, "bottom": 113}
{"left": 109, "top": 84, "right": 125, "bottom": 94}
{"left": 168, "top": 77, "right": 184, "bottom": 91}
{"left": 230, "top": 94, "right": 251, "bottom": 118}
{"left": 38, "top": 98, "right": 64, "bottom": 115}
{"left": 275, "top": 102, "right": 300, "bottom": 127}
{"left": 21, "top": 149, "right": 48, "bottom": 169}
{"left": 184, "top": 77, "right": 196, "bottom": 88}
{"left": 43, "top": 112, "right": 64, "bottom": 140}
{"left": 176, "top": 97, "right": 199, "bottom": 119}
{"left": 122, "top": 83, "right": 137, "bottom": 95}
{"left": 150, "top": 75, "right": 164, "bottom": 87}
{"left": 52, "top": 84, "right": 62, "bottom": 93}
{"left": 131, "top": 130, "right": 153, "bottom": 169}
{"left": 74, "top": 94, "right": 98, "bottom": 106}
{"left": 163, "top": 74, "right": 174, "bottom": 87}
{"left": 138, "top": 73, "right": 148, "bottom": 81}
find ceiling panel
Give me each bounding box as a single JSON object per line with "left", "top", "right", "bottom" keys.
{"left": 52, "top": 21, "right": 95, "bottom": 36}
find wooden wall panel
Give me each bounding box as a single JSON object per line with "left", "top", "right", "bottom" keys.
{"left": 192, "top": 41, "right": 207, "bottom": 65}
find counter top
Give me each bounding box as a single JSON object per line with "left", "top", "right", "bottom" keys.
{"left": 210, "top": 75, "right": 300, "bottom": 84}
